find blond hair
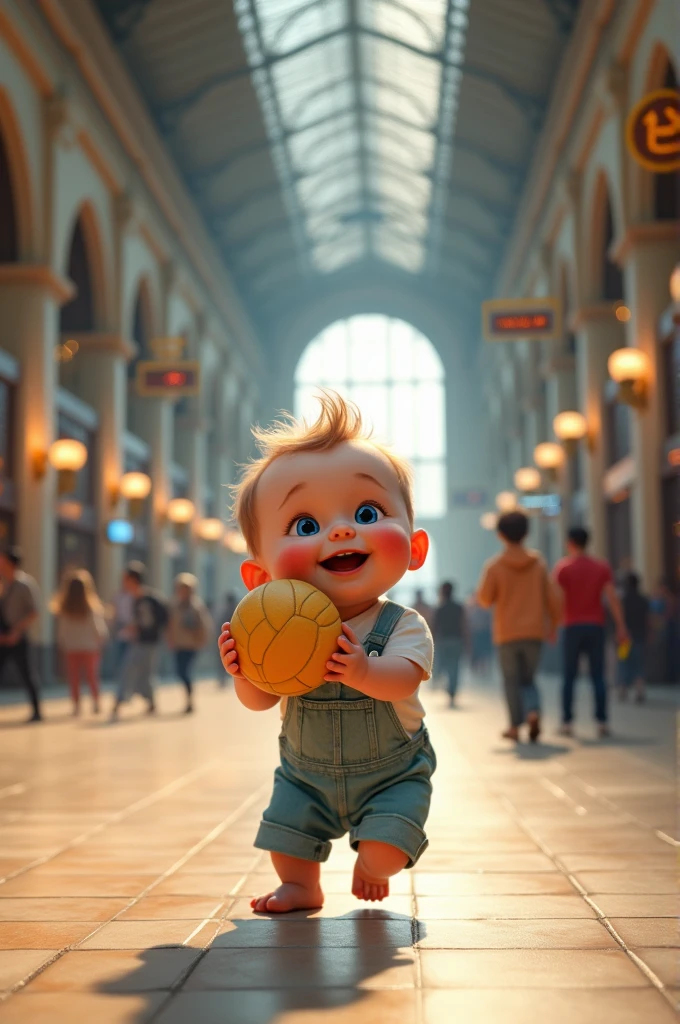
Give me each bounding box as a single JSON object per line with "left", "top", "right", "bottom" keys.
{"left": 54, "top": 570, "right": 103, "bottom": 619}
{"left": 233, "top": 390, "right": 414, "bottom": 557}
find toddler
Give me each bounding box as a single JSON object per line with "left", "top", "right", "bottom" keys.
{"left": 219, "top": 391, "right": 436, "bottom": 913}
{"left": 55, "top": 570, "right": 108, "bottom": 715}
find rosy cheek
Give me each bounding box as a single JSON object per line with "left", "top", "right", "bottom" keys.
{"left": 272, "top": 542, "right": 320, "bottom": 582}
{"left": 366, "top": 523, "right": 412, "bottom": 567}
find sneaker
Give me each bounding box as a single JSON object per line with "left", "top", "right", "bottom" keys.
{"left": 146, "top": 701, "right": 156, "bottom": 715}
{"left": 557, "top": 723, "right": 573, "bottom": 737}
{"left": 184, "top": 699, "right": 194, "bottom": 714}
{"left": 598, "top": 723, "right": 611, "bottom": 738}
{"left": 27, "top": 710, "right": 42, "bottom": 724}
{"left": 527, "top": 712, "right": 541, "bottom": 743}
{"left": 109, "top": 702, "right": 121, "bottom": 721}
{"left": 501, "top": 727, "right": 519, "bottom": 741}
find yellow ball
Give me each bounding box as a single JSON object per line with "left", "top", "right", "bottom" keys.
{"left": 230, "top": 579, "right": 341, "bottom": 697}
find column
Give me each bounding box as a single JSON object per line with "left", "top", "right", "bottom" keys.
{"left": 71, "top": 333, "right": 134, "bottom": 601}
{"left": 134, "top": 398, "right": 173, "bottom": 595}
{"left": 573, "top": 306, "right": 625, "bottom": 558}
{"left": 619, "top": 227, "right": 679, "bottom": 589}
{"left": 0, "top": 267, "right": 71, "bottom": 646}
{"left": 174, "top": 411, "right": 205, "bottom": 577}
{"left": 546, "top": 353, "right": 577, "bottom": 542}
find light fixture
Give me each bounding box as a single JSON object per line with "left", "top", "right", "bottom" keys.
{"left": 48, "top": 438, "right": 88, "bottom": 495}
{"left": 553, "top": 410, "right": 589, "bottom": 456}
{"left": 607, "top": 348, "right": 650, "bottom": 409}
{"left": 514, "top": 467, "right": 541, "bottom": 493}
{"left": 106, "top": 519, "right": 134, "bottom": 545}
{"left": 480, "top": 511, "right": 498, "bottom": 531}
{"left": 670, "top": 263, "right": 680, "bottom": 304}
{"left": 224, "top": 528, "right": 248, "bottom": 554}
{"left": 118, "top": 471, "right": 152, "bottom": 518}
{"left": 614, "top": 305, "right": 631, "bottom": 323}
{"left": 534, "top": 442, "right": 565, "bottom": 470}
{"left": 197, "top": 517, "right": 224, "bottom": 542}
{"left": 166, "top": 497, "right": 195, "bottom": 525}
{"left": 495, "top": 491, "right": 517, "bottom": 513}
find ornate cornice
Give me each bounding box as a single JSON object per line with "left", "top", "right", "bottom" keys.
{"left": 59, "top": 331, "right": 137, "bottom": 360}
{"left": 0, "top": 264, "right": 75, "bottom": 303}
{"left": 610, "top": 222, "right": 680, "bottom": 266}
{"left": 570, "top": 302, "right": 619, "bottom": 330}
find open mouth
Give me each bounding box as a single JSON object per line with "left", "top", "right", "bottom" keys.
{"left": 319, "top": 551, "right": 369, "bottom": 573}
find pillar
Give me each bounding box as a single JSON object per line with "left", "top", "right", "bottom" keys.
{"left": 0, "top": 267, "right": 70, "bottom": 645}
{"left": 174, "top": 413, "right": 205, "bottom": 577}
{"left": 573, "top": 306, "right": 625, "bottom": 559}
{"left": 619, "top": 226, "right": 680, "bottom": 589}
{"left": 134, "top": 397, "right": 173, "bottom": 594}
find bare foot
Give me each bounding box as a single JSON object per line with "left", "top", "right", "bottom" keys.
{"left": 352, "top": 859, "right": 389, "bottom": 902}
{"left": 250, "top": 882, "right": 324, "bottom": 914}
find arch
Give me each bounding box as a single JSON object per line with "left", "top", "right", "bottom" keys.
{"left": 294, "top": 314, "right": 446, "bottom": 520}
{"left": 0, "top": 89, "right": 33, "bottom": 259}
{"left": 653, "top": 54, "right": 679, "bottom": 221}
{"left": 59, "top": 202, "right": 107, "bottom": 332}
{"left": 0, "top": 119, "right": 18, "bottom": 261}
{"left": 631, "top": 43, "right": 680, "bottom": 221}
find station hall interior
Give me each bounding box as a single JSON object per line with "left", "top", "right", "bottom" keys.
{"left": 0, "top": 0, "right": 678, "bottom": 1022}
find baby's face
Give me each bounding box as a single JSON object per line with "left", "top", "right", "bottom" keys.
{"left": 249, "top": 441, "right": 424, "bottom": 614}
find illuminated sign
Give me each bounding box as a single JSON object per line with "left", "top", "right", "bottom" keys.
{"left": 106, "top": 519, "right": 134, "bottom": 545}
{"left": 136, "top": 361, "right": 200, "bottom": 398}
{"left": 626, "top": 88, "right": 680, "bottom": 173}
{"left": 519, "top": 494, "right": 561, "bottom": 517}
{"left": 482, "top": 297, "right": 562, "bottom": 342}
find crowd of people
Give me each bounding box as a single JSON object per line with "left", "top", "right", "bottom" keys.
{"left": 0, "top": 518, "right": 676, "bottom": 733}
{"left": 419, "top": 512, "right": 676, "bottom": 742}
{"left": 0, "top": 547, "right": 231, "bottom": 723}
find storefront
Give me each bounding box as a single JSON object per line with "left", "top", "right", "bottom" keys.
{"left": 660, "top": 303, "right": 680, "bottom": 590}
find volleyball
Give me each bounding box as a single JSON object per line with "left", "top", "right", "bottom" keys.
{"left": 230, "top": 579, "right": 341, "bottom": 697}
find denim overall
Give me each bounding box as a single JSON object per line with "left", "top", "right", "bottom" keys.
{"left": 255, "top": 601, "right": 436, "bottom": 867}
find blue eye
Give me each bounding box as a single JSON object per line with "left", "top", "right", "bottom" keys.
{"left": 293, "top": 516, "right": 320, "bottom": 537}
{"left": 355, "top": 504, "right": 381, "bottom": 525}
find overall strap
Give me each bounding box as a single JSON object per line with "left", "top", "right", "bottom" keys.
{"left": 363, "top": 601, "right": 406, "bottom": 657}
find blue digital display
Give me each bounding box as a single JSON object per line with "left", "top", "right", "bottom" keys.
{"left": 106, "top": 519, "right": 134, "bottom": 544}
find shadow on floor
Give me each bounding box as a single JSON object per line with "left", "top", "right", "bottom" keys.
{"left": 97, "top": 912, "right": 422, "bottom": 1023}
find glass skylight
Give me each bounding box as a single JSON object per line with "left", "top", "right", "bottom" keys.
{"left": 234, "top": 0, "right": 470, "bottom": 275}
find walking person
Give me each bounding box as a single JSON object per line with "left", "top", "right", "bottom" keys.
{"left": 413, "top": 588, "right": 434, "bottom": 631}
{"left": 167, "top": 573, "right": 213, "bottom": 714}
{"left": 554, "top": 527, "right": 629, "bottom": 738}
{"left": 477, "top": 511, "right": 562, "bottom": 743}
{"left": 110, "top": 562, "right": 169, "bottom": 720}
{"left": 618, "top": 572, "right": 650, "bottom": 704}
{"left": 55, "top": 570, "right": 108, "bottom": 715}
{"left": 433, "top": 581, "right": 467, "bottom": 707}
{"left": 0, "top": 547, "right": 43, "bottom": 722}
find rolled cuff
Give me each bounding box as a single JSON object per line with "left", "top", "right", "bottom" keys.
{"left": 349, "top": 812, "right": 428, "bottom": 868}
{"left": 254, "top": 820, "right": 332, "bottom": 863}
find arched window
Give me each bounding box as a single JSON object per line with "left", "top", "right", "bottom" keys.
{"left": 601, "top": 194, "right": 623, "bottom": 301}
{"left": 654, "top": 60, "right": 679, "bottom": 221}
{"left": 0, "top": 127, "right": 18, "bottom": 261}
{"left": 295, "top": 315, "right": 446, "bottom": 519}
{"left": 60, "top": 216, "right": 95, "bottom": 333}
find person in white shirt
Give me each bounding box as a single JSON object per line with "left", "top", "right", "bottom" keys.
{"left": 55, "top": 570, "right": 109, "bottom": 715}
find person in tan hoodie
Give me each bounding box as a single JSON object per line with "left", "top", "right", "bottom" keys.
{"left": 476, "top": 510, "right": 562, "bottom": 742}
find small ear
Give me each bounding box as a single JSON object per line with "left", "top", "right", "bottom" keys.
{"left": 408, "top": 529, "right": 429, "bottom": 571}
{"left": 240, "top": 560, "right": 271, "bottom": 591}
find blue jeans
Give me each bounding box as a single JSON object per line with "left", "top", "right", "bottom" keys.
{"left": 619, "top": 641, "right": 645, "bottom": 687}
{"left": 437, "top": 637, "right": 463, "bottom": 699}
{"left": 175, "top": 649, "right": 196, "bottom": 696}
{"left": 562, "top": 624, "right": 607, "bottom": 724}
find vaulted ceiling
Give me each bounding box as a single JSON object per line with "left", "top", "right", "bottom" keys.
{"left": 95, "top": 0, "right": 581, "bottom": 339}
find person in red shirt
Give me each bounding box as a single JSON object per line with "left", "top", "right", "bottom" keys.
{"left": 553, "top": 527, "right": 629, "bottom": 737}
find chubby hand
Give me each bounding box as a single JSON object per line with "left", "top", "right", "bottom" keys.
{"left": 218, "top": 622, "right": 248, "bottom": 684}
{"left": 325, "top": 623, "right": 369, "bottom": 687}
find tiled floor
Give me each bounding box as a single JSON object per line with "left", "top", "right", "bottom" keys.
{"left": 0, "top": 674, "right": 676, "bottom": 1023}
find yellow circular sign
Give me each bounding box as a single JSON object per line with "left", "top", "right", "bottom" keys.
{"left": 625, "top": 88, "right": 680, "bottom": 173}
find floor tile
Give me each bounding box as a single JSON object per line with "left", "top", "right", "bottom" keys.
{"left": 0, "top": 992, "right": 166, "bottom": 1023}
{"left": 415, "top": 894, "right": 595, "bottom": 919}
{"left": 0, "top": 922, "right": 100, "bottom": 950}
{"left": 0, "top": 949, "right": 57, "bottom": 992}
{"left": 633, "top": 948, "right": 680, "bottom": 986}
{"left": 413, "top": 872, "right": 573, "bottom": 896}
{"left": 609, "top": 918, "right": 679, "bottom": 948}
{"left": 214, "top": 918, "right": 413, "bottom": 948}
{"left": 154, "top": 989, "right": 419, "bottom": 1024}
{"left": 118, "top": 896, "right": 226, "bottom": 921}
{"left": 78, "top": 920, "right": 209, "bottom": 950}
{"left": 152, "top": 874, "right": 242, "bottom": 896}
{"left": 184, "top": 946, "right": 417, "bottom": 990}
{"left": 226, "top": 894, "right": 412, "bottom": 920}
{"left": 0, "top": 875, "right": 157, "bottom": 898}
{"left": 589, "top": 894, "right": 677, "bottom": 918}
{"left": 422, "top": 988, "right": 679, "bottom": 1023}
{"left": 27, "top": 948, "right": 201, "bottom": 992}
{"left": 420, "top": 948, "right": 651, "bottom": 988}
{"left": 417, "top": 919, "right": 617, "bottom": 949}
{"left": 571, "top": 872, "right": 677, "bottom": 895}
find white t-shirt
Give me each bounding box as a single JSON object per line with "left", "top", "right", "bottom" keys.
{"left": 281, "top": 599, "right": 433, "bottom": 738}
